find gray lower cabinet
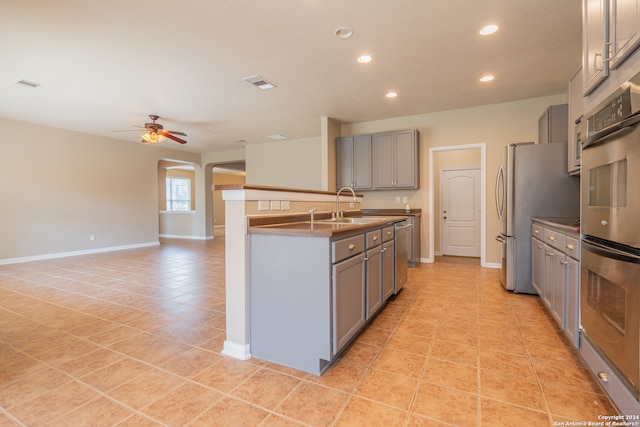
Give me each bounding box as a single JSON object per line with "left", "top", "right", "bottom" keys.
{"left": 333, "top": 251, "right": 366, "bottom": 353}
{"left": 531, "top": 236, "right": 545, "bottom": 296}
{"left": 382, "top": 240, "right": 395, "bottom": 300}
{"left": 249, "top": 226, "right": 397, "bottom": 375}
{"left": 531, "top": 221, "right": 580, "bottom": 348}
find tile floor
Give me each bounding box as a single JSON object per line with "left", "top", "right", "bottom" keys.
{"left": 0, "top": 239, "right": 618, "bottom": 426}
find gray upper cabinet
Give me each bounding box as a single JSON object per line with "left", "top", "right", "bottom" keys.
{"left": 583, "top": 0, "right": 610, "bottom": 95}
{"left": 336, "top": 129, "right": 418, "bottom": 191}
{"left": 373, "top": 130, "right": 419, "bottom": 189}
{"left": 582, "top": 0, "right": 640, "bottom": 94}
{"left": 336, "top": 135, "right": 373, "bottom": 190}
{"left": 610, "top": 0, "right": 640, "bottom": 69}
{"left": 568, "top": 67, "right": 583, "bottom": 175}
{"left": 538, "top": 104, "right": 568, "bottom": 144}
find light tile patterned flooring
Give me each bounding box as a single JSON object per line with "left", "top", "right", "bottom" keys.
{"left": 0, "top": 239, "right": 618, "bottom": 426}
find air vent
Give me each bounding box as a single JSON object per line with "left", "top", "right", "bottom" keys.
{"left": 15, "top": 79, "right": 41, "bottom": 88}
{"left": 242, "top": 75, "right": 275, "bottom": 90}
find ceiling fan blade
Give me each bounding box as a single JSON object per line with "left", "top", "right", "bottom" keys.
{"left": 166, "top": 130, "right": 187, "bottom": 136}
{"left": 159, "top": 130, "right": 187, "bottom": 144}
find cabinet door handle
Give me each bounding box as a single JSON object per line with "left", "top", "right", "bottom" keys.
{"left": 566, "top": 244, "right": 575, "bottom": 250}
{"left": 363, "top": 257, "right": 368, "bottom": 261}
{"left": 545, "top": 252, "right": 554, "bottom": 256}
{"left": 381, "top": 248, "right": 387, "bottom": 253}
{"left": 534, "top": 229, "right": 540, "bottom": 234}
{"left": 597, "top": 371, "right": 609, "bottom": 383}
{"left": 537, "top": 245, "right": 543, "bottom": 249}
{"left": 348, "top": 244, "right": 356, "bottom": 250}
{"left": 387, "top": 231, "right": 392, "bottom": 237}
{"left": 548, "top": 236, "right": 555, "bottom": 241}
{"left": 373, "top": 236, "right": 378, "bottom": 241}
{"left": 560, "top": 260, "right": 568, "bottom": 265}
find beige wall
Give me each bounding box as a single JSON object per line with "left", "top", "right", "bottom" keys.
{"left": 245, "top": 136, "right": 322, "bottom": 190}
{"left": 212, "top": 170, "right": 246, "bottom": 233}
{"left": 341, "top": 93, "right": 568, "bottom": 265}
{"left": 1, "top": 94, "right": 569, "bottom": 264}
{"left": 0, "top": 117, "right": 199, "bottom": 261}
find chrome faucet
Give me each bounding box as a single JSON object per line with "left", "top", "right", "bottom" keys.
{"left": 335, "top": 186, "right": 357, "bottom": 218}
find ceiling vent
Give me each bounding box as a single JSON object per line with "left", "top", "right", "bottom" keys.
{"left": 15, "top": 79, "right": 41, "bottom": 88}
{"left": 242, "top": 75, "right": 275, "bottom": 90}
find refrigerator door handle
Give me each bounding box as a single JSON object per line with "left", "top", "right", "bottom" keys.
{"left": 495, "top": 165, "right": 505, "bottom": 222}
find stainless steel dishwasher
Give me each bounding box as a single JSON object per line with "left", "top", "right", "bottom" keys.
{"left": 394, "top": 219, "right": 412, "bottom": 293}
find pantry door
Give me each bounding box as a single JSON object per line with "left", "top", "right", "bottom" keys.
{"left": 441, "top": 168, "right": 481, "bottom": 257}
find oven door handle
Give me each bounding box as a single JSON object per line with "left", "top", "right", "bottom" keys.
{"left": 582, "top": 239, "right": 640, "bottom": 264}
{"left": 583, "top": 112, "right": 640, "bottom": 149}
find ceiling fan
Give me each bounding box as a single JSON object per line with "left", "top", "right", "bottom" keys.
{"left": 113, "top": 115, "right": 187, "bottom": 144}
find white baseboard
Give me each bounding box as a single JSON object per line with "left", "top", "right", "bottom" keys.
{"left": 222, "top": 340, "right": 251, "bottom": 360}
{"left": 484, "top": 262, "right": 501, "bottom": 269}
{"left": 159, "top": 234, "right": 213, "bottom": 240}
{"left": 0, "top": 241, "right": 160, "bottom": 265}
{"left": 213, "top": 225, "right": 225, "bottom": 237}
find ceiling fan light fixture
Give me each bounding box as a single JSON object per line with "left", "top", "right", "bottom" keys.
{"left": 141, "top": 132, "right": 165, "bottom": 143}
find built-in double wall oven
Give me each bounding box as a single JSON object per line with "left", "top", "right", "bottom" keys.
{"left": 581, "top": 73, "right": 640, "bottom": 401}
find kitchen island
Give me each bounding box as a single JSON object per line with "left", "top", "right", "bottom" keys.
{"left": 247, "top": 213, "right": 407, "bottom": 375}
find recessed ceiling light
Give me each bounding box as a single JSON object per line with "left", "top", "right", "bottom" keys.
{"left": 357, "top": 55, "right": 372, "bottom": 64}
{"left": 335, "top": 27, "right": 353, "bottom": 39}
{"left": 480, "top": 75, "right": 495, "bottom": 82}
{"left": 480, "top": 24, "right": 499, "bottom": 35}
{"left": 386, "top": 91, "right": 398, "bottom": 98}
{"left": 267, "top": 134, "right": 287, "bottom": 140}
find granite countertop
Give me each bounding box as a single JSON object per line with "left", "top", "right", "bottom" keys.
{"left": 533, "top": 217, "right": 580, "bottom": 234}
{"left": 362, "top": 208, "right": 422, "bottom": 217}
{"left": 247, "top": 213, "right": 408, "bottom": 237}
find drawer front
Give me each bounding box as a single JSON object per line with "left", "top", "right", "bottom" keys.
{"left": 332, "top": 235, "right": 365, "bottom": 263}
{"left": 543, "top": 228, "right": 566, "bottom": 251}
{"left": 565, "top": 236, "right": 580, "bottom": 260}
{"left": 366, "top": 230, "right": 382, "bottom": 249}
{"left": 532, "top": 224, "right": 544, "bottom": 239}
{"left": 382, "top": 226, "right": 395, "bottom": 242}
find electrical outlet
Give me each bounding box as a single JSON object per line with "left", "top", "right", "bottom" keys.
{"left": 270, "top": 200, "right": 281, "bottom": 210}
{"left": 281, "top": 200, "right": 291, "bottom": 210}
{"left": 90, "top": 234, "right": 95, "bottom": 241}
{"left": 403, "top": 196, "right": 408, "bottom": 203}
{"left": 395, "top": 197, "right": 401, "bottom": 203}
{"left": 258, "top": 200, "right": 270, "bottom": 211}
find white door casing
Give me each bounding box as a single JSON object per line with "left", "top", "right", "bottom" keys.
{"left": 440, "top": 168, "right": 481, "bottom": 257}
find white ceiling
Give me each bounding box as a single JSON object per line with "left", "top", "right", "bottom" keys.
{"left": 0, "top": 0, "right": 582, "bottom": 154}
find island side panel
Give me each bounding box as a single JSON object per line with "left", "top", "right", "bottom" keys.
{"left": 249, "top": 233, "right": 332, "bottom": 375}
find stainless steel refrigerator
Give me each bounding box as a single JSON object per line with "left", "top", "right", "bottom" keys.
{"left": 495, "top": 142, "right": 580, "bottom": 293}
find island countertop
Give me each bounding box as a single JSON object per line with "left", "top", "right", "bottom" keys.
{"left": 247, "top": 213, "right": 408, "bottom": 237}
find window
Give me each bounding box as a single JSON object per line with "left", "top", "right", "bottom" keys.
{"left": 166, "top": 177, "right": 191, "bottom": 211}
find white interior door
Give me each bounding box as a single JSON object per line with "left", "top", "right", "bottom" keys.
{"left": 441, "top": 168, "right": 481, "bottom": 257}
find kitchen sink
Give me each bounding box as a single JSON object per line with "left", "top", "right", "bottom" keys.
{"left": 316, "top": 216, "right": 389, "bottom": 224}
